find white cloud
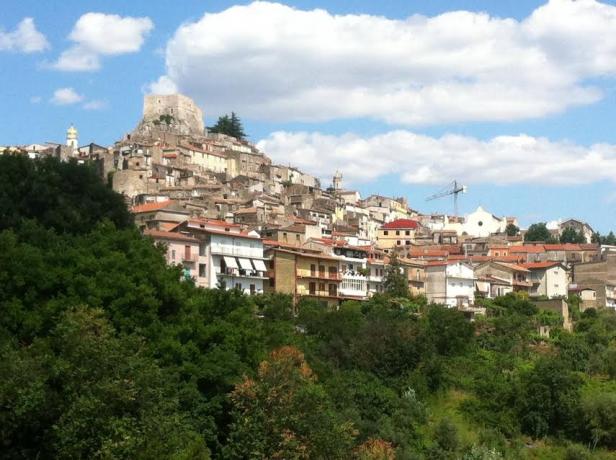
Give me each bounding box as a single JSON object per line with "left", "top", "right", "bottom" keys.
{"left": 147, "top": 75, "right": 177, "bottom": 95}
{"left": 30, "top": 96, "right": 42, "bottom": 104}
{"left": 151, "top": 0, "right": 616, "bottom": 125}
{"left": 257, "top": 130, "right": 616, "bottom": 187}
{"left": 82, "top": 99, "right": 108, "bottom": 110}
{"left": 0, "top": 18, "right": 49, "bottom": 53}
{"left": 50, "top": 87, "right": 84, "bottom": 105}
{"left": 53, "top": 13, "right": 153, "bottom": 71}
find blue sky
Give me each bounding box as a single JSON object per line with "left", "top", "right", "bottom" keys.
{"left": 2, "top": 0, "right": 616, "bottom": 232}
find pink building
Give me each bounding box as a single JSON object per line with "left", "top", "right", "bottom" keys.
{"left": 144, "top": 230, "right": 205, "bottom": 284}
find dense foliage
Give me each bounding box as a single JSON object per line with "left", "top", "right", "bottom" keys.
{"left": 207, "top": 112, "right": 246, "bottom": 140}
{"left": 560, "top": 227, "right": 587, "bottom": 244}
{"left": 524, "top": 222, "right": 557, "bottom": 243}
{"left": 2, "top": 157, "right": 616, "bottom": 459}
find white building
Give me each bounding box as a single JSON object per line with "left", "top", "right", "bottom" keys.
{"left": 425, "top": 261, "right": 475, "bottom": 308}
{"left": 332, "top": 244, "right": 369, "bottom": 299}
{"left": 522, "top": 261, "right": 569, "bottom": 298}
{"left": 461, "top": 206, "right": 507, "bottom": 237}
{"left": 182, "top": 219, "right": 268, "bottom": 295}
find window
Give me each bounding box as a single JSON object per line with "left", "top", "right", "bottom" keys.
{"left": 199, "top": 244, "right": 206, "bottom": 256}
{"left": 405, "top": 240, "right": 411, "bottom": 245}
{"left": 171, "top": 249, "right": 176, "bottom": 261}
{"left": 319, "top": 265, "right": 325, "bottom": 276}
{"left": 384, "top": 230, "right": 389, "bottom": 236}
{"left": 319, "top": 282, "right": 325, "bottom": 291}
{"left": 235, "top": 283, "right": 242, "bottom": 290}
{"left": 329, "top": 266, "right": 337, "bottom": 279}
{"left": 396, "top": 230, "right": 400, "bottom": 235}
{"left": 310, "top": 264, "right": 316, "bottom": 276}
{"left": 199, "top": 264, "right": 206, "bottom": 277}
{"left": 397, "top": 240, "right": 401, "bottom": 245}
{"left": 328, "top": 284, "right": 337, "bottom": 297}
{"left": 269, "top": 278, "right": 275, "bottom": 287}
{"left": 250, "top": 284, "right": 256, "bottom": 295}
{"left": 309, "top": 282, "right": 316, "bottom": 295}
{"left": 184, "top": 245, "right": 191, "bottom": 259}
{"left": 405, "top": 230, "right": 410, "bottom": 235}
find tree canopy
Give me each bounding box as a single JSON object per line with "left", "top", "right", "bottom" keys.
{"left": 505, "top": 223, "right": 519, "bottom": 236}
{"left": 207, "top": 112, "right": 246, "bottom": 140}
{"left": 383, "top": 253, "right": 410, "bottom": 298}
{"left": 2, "top": 157, "right": 616, "bottom": 459}
{"left": 524, "top": 222, "right": 557, "bottom": 243}
{"left": 0, "top": 154, "right": 132, "bottom": 234}
{"left": 560, "top": 227, "right": 586, "bottom": 244}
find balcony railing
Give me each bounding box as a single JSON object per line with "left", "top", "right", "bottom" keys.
{"left": 182, "top": 253, "right": 199, "bottom": 263}
{"left": 296, "top": 270, "right": 341, "bottom": 281}
{"left": 300, "top": 290, "right": 339, "bottom": 298}
{"left": 216, "top": 267, "right": 268, "bottom": 279}
{"left": 210, "top": 245, "right": 264, "bottom": 258}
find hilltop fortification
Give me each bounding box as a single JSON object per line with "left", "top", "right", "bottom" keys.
{"left": 135, "top": 94, "right": 205, "bottom": 137}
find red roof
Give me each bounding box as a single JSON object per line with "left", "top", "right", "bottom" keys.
{"left": 408, "top": 248, "right": 449, "bottom": 257}
{"left": 509, "top": 245, "right": 546, "bottom": 254}
{"left": 543, "top": 244, "right": 582, "bottom": 251}
{"left": 520, "top": 261, "right": 564, "bottom": 269}
{"left": 382, "top": 219, "right": 420, "bottom": 230}
{"left": 188, "top": 218, "right": 241, "bottom": 229}
{"left": 144, "top": 229, "right": 198, "bottom": 243}
{"left": 132, "top": 200, "right": 175, "bottom": 213}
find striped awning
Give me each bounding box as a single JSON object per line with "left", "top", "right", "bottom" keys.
{"left": 223, "top": 256, "right": 238, "bottom": 269}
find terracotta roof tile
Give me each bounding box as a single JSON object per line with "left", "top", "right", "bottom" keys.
{"left": 382, "top": 219, "right": 420, "bottom": 230}
{"left": 144, "top": 229, "right": 198, "bottom": 243}
{"left": 132, "top": 200, "right": 175, "bottom": 213}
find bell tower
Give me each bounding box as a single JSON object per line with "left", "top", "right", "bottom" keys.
{"left": 333, "top": 170, "right": 343, "bottom": 191}
{"left": 66, "top": 124, "right": 78, "bottom": 150}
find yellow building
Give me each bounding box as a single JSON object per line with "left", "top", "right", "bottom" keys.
{"left": 179, "top": 143, "right": 227, "bottom": 174}
{"left": 266, "top": 247, "right": 342, "bottom": 307}
{"left": 400, "top": 258, "right": 427, "bottom": 297}
{"left": 377, "top": 219, "right": 421, "bottom": 251}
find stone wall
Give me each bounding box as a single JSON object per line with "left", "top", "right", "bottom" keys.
{"left": 143, "top": 94, "right": 204, "bottom": 136}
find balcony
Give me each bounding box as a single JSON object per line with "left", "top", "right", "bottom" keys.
{"left": 182, "top": 253, "right": 199, "bottom": 263}
{"left": 299, "top": 289, "right": 339, "bottom": 299}
{"left": 210, "top": 245, "right": 264, "bottom": 258}
{"left": 217, "top": 267, "right": 268, "bottom": 279}
{"left": 296, "top": 269, "right": 341, "bottom": 281}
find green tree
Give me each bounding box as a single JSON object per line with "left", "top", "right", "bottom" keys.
{"left": 0, "top": 155, "right": 132, "bottom": 233}
{"left": 224, "top": 346, "right": 355, "bottom": 459}
{"left": 0, "top": 308, "right": 209, "bottom": 459}
{"left": 383, "top": 254, "right": 409, "bottom": 298}
{"left": 582, "top": 392, "right": 616, "bottom": 449}
{"left": 208, "top": 112, "right": 246, "bottom": 140}
{"left": 505, "top": 223, "right": 519, "bottom": 236}
{"left": 604, "top": 231, "right": 616, "bottom": 245}
{"left": 560, "top": 227, "right": 586, "bottom": 244}
{"left": 524, "top": 223, "right": 557, "bottom": 243}
{"left": 517, "top": 357, "right": 583, "bottom": 439}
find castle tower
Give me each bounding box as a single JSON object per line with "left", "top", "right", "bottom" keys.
{"left": 66, "top": 124, "right": 78, "bottom": 150}
{"left": 333, "top": 170, "right": 343, "bottom": 191}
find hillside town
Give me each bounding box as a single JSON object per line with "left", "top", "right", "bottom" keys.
{"left": 4, "top": 93, "right": 615, "bottom": 318}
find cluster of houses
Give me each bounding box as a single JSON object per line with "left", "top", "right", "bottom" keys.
{"left": 136, "top": 196, "right": 614, "bottom": 315}
{"left": 5, "top": 92, "right": 616, "bottom": 315}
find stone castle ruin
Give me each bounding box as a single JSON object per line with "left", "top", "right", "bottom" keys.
{"left": 134, "top": 94, "right": 205, "bottom": 137}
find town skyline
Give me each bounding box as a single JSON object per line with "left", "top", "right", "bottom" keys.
{"left": 3, "top": 0, "right": 616, "bottom": 231}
